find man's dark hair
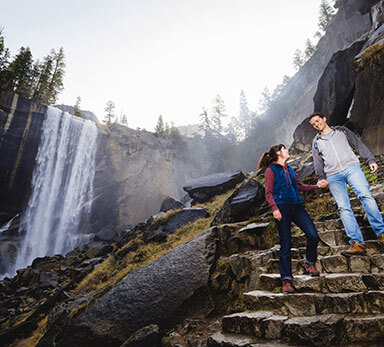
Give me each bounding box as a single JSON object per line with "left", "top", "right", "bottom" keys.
{"left": 309, "top": 112, "right": 326, "bottom": 121}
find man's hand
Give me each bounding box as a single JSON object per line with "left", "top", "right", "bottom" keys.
{"left": 273, "top": 209, "right": 282, "bottom": 221}
{"left": 370, "top": 162, "right": 378, "bottom": 173}
{"left": 317, "top": 179, "right": 328, "bottom": 188}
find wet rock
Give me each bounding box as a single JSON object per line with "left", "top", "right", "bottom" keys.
{"left": 183, "top": 172, "right": 246, "bottom": 203}
{"left": 46, "top": 228, "right": 218, "bottom": 345}
{"left": 95, "top": 225, "right": 119, "bottom": 242}
{"left": 120, "top": 324, "right": 161, "bottom": 347}
{"left": 159, "top": 196, "right": 183, "bottom": 212}
{"left": 211, "top": 179, "right": 265, "bottom": 226}
{"left": 285, "top": 314, "right": 343, "bottom": 345}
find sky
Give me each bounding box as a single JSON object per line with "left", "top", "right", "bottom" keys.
{"left": 2, "top": 0, "right": 323, "bottom": 131}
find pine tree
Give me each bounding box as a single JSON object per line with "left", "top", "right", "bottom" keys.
{"left": 155, "top": 115, "right": 165, "bottom": 134}
{"left": 259, "top": 87, "right": 272, "bottom": 114}
{"left": 304, "top": 39, "right": 316, "bottom": 60}
{"left": 211, "top": 95, "right": 227, "bottom": 135}
{"left": 318, "top": 0, "right": 336, "bottom": 32}
{"left": 74, "top": 96, "right": 82, "bottom": 117}
{"left": 33, "top": 54, "right": 53, "bottom": 103}
{"left": 44, "top": 47, "right": 65, "bottom": 104}
{"left": 239, "top": 90, "right": 251, "bottom": 138}
{"left": 120, "top": 113, "right": 128, "bottom": 125}
{"left": 292, "top": 49, "right": 304, "bottom": 70}
{"left": 103, "top": 100, "right": 116, "bottom": 126}
{"left": 6, "top": 47, "right": 33, "bottom": 97}
{"left": 0, "top": 28, "right": 10, "bottom": 84}
{"left": 199, "top": 107, "right": 211, "bottom": 137}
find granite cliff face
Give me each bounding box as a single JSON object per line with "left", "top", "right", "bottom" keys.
{"left": 292, "top": 0, "right": 384, "bottom": 153}
{"left": 273, "top": 0, "right": 377, "bottom": 147}
{"left": 0, "top": 91, "right": 211, "bottom": 235}
{"left": 94, "top": 123, "right": 211, "bottom": 227}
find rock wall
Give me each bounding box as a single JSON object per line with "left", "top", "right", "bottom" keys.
{"left": 271, "top": 0, "right": 374, "bottom": 147}
{"left": 291, "top": 0, "right": 384, "bottom": 153}
{"left": 95, "top": 123, "right": 211, "bottom": 227}
{"left": 0, "top": 90, "right": 46, "bottom": 223}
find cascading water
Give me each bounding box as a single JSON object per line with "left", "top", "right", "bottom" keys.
{"left": 12, "top": 106, "right": 99, "bottom": 273}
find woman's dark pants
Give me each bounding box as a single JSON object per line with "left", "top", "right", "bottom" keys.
{"left": 275, "top": 204, "right": 319, "bottom": 281}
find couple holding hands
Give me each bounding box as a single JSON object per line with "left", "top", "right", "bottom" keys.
{"left": 259, "top": 113, "right": 384, "bottom": 294}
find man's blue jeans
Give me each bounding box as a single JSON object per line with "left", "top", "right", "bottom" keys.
{"left": 275, "top": 204, "right": 319, "bottom": 281}
{"left": 327, "top": 165, "right": 384, "bottom": 245}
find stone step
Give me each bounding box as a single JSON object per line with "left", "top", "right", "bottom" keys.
{"left": 243, "top": 290, "right": 384, "bottom": 317}
{"left": 258, "top": 273, "right": 384, "bottom": 293}
{"left": 206, "top": 331, "right": 290, "bottom": 346}
{"left": 221, "top": 312, "right": 384, "bottom": 345}
{"left": 292, "top": 227, "right": 379, "bottom": 248}
{"left": 264, "top": 249, "right": 384, "bottom": 275}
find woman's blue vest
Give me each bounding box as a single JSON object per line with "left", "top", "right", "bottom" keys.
{"left": 269, "top": 163, "right": 303, "bottom": 205}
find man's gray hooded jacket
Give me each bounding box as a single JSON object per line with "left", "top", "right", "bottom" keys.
{"left": 312, "top": 126, "right": 376, "bottom": 180}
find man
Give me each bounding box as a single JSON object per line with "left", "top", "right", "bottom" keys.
{"left": 309, "top": 112, "right": 384, "bottom": 256}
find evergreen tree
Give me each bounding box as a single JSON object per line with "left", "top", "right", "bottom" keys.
{"left": 199, "top": 107, "right": 211, "bottom": 137}
{"left": 318, "top": 0, "right": 336, "bottom": 32}
{"left": 259, "top": 87, "right": 272, "bottom": 114}
{"left": 45, "top": 48, "right": 65, "bottom": 104}
{"left": 0, "top": 28, "right": 10, "bottom": 84}
{"left": 103, "top": 100, "right": 116, "bottom": 126}
{"left": 155, "top": 115, "right": 165, "bottom": 134}
{"left": 304, "top": 39, "right": 316, "bottom": 60}
{"left": 120, "top": 113, "right": 128, "bottom": 125}
{"left": 7, "top": 47, "right": 33, "bottom": 97}
{"left": 74, "top": 96, "right": 82, "bottom": 117}
{"left": 33, "top": 54, "right": 53, "bottom": 103}
{"left": 210, "top": 94, "right": 227, "bottom": 135}
{"left": 239, "top": 90, "right": 251, "bottom": 138}
{"left": 292, "top": 49, "right": 304, "bottom": 70}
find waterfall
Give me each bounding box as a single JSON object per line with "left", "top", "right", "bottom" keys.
{"left": 13, "top": 106, "right": 99, "bottom": 272}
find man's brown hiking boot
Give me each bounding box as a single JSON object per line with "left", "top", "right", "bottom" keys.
{"left": 304, "top": 263, "right": 320, "bottom": 276}
{"left": 282, "top": 280, "right": 295, "bottom": 294}
{"left": 378, "top": 233, "right": 384, "bottom": 246}
{"left": 341, "top": 241, "right": 367, "bottom": 257}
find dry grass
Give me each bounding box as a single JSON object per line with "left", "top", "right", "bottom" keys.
{"left": 11, "top": 316, "right": 48, "bottom": 347}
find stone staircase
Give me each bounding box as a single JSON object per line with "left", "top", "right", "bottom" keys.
{"left": 208, "top": 162, "right": 384, "bottom": 346}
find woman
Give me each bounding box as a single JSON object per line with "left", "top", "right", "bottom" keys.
{"left": 259, "top": 144, "right": 322, "bottom": 294}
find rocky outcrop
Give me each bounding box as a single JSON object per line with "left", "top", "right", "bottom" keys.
{"left": 271, "top": 0, "right": 374, "bottom": 147}
{"left": 348, "top": 0, "right": 384, "bottom": 154}
{"left": 211, "top": 179, "right": 265, "bottom": 226}
{"left": 313, "top": 40, "right": 366, "bottom": 126}
{"left": 95, "top": 123, "right": 212, "bottom": 226}
{"left": 40, "top": 228, "right": 219, "bottom": 346}
{"left": 183, "top": 172, "right": 246, "bottom": 204}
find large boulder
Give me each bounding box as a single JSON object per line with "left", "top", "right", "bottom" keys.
{"left": 40, "top": 228, "right": 219, "bottom": 346}
{"left": 313, "top": 39, "right": 366, "bottom": 126}
{"left": 159, "top": 196, "right": 183, "bottom": 212}
{"left": 183, "top": 172, "right": 246, "bottom": 203}
{"left": 211, "top": 179, "right": 265, "bottom": 226}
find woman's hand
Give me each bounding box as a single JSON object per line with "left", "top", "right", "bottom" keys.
{"left": 317, "top": 179, "right": 328, "bottom": 188}
{"left": 273, "top": 209, "right": 282, "bottom": 221}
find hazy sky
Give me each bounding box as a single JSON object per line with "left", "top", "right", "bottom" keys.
{"left": 2, "top": 0, "right": 323, "bottom": 130}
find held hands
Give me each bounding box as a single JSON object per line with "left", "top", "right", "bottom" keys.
{"left": 370, "top": 163, "right": 379, "bottom": 173}
{"left": 317, "top": 179, "right": 328, "bottom": 188}
{"left": 273, "top": 209, "right": 282, "bottom": 221}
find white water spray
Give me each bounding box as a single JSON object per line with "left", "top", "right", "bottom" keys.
{"left": 13, "top": 106, "right": 98, "bottom": 272}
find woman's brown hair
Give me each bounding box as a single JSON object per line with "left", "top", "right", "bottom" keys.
{"left": 258, "top": 144, "right": 285, "bottom": 169}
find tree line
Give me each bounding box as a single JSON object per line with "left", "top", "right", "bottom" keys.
{"left": 0, "top": 28, "right": 65, "bottom": 105}
{"left": 292, "top": 0, "right": 336, "bottom": 70}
